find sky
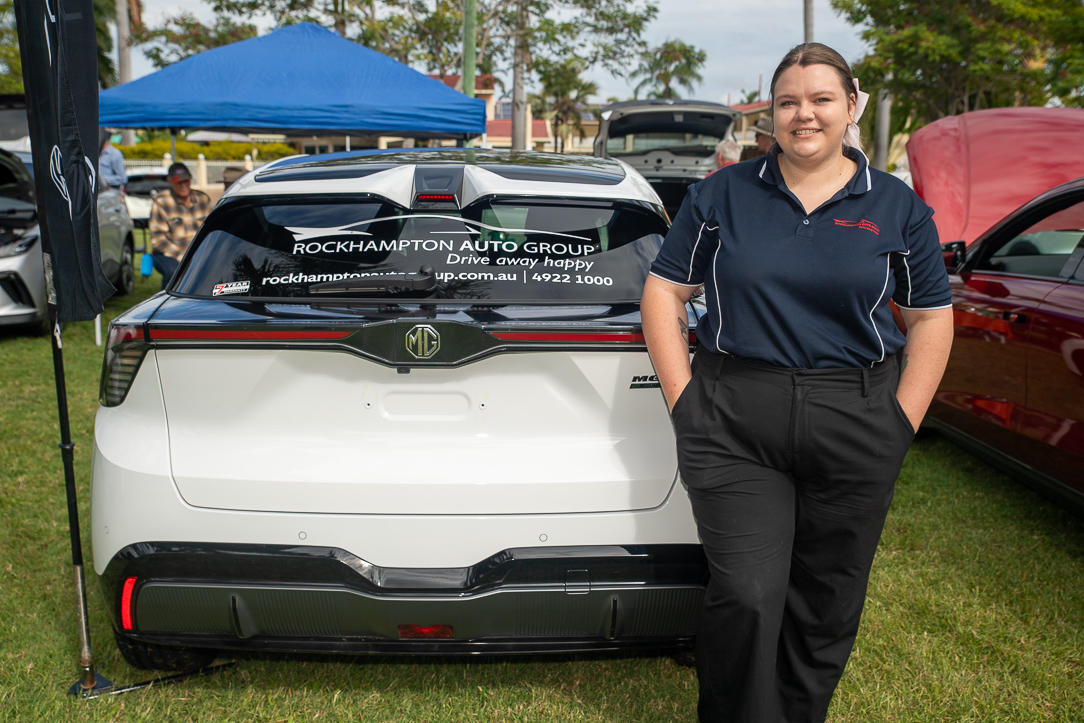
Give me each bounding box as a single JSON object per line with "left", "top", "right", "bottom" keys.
{"left": 126, "top": 0, "right": 870, "bottom": 106}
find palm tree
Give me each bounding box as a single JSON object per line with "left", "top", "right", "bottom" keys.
{"left": 533, "top": 59, "right": 599, "bottom": 153}
{"left": 632, "top": 40, "right": 706, "bottom": 100}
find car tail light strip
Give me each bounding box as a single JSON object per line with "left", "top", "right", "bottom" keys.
{"left": 490, "top": 331, "right": 646, "bottom": 343}
{"left": 149, "top": 329, "right": 354, "bottom": 341}
{"left": 121, "top": 577, "right": 137, "bottom": 630}
{"left": 491, "top": 331, "right": 697, "bottom": 345}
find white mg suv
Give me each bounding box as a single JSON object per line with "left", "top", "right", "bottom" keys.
{"left": 92, "top": 149, "right": 705, "bottom": 671}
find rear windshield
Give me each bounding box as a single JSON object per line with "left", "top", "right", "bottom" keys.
{"left": 125, "top": 177, "right": 172, "bottom": 195}
{"left": 606, "top": 132, "right": 722, "bottom": 157}
{"left": 173, "top": 197, "right": 668, "bottom": 302}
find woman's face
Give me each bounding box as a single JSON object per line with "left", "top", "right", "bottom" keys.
{"left": 772, "top": 63, "right": 855, "bottom": 165}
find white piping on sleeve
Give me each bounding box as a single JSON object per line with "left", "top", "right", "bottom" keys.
{"left": 687, "top": 223, "right": 719, "bottom": 283}
{"left": 896, "top": 303, "right": 953, "bottom": 311}
{"left": 868, "top": 256, "right": 892, "bottom": 366}
{"left": 713, "top": 239, "right": 724, "bottom": 352}
{"left": 899, "top": 250, "right": 913, "bottom": 305}
{"left": 648, "top": 271, "right": 702, "bottom": 287}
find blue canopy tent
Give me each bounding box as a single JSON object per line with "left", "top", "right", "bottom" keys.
{"left": 99, "top": 23, "right": 486, "bottom": 139}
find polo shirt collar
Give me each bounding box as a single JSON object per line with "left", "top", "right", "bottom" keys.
{"left": 757, "top": 144, "right": 873, "bottom": 196}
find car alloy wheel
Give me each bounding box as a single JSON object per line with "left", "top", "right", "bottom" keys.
{"left": 117, "top": 241, "right": 135, "bottom": 296}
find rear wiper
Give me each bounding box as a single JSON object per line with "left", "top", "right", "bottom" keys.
{"left": 309, "top": 265, "right": 437, "bottom": 296}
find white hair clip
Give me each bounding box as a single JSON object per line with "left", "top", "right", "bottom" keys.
{"left": 844, "top": 78, "right": 870, "bottom": 148}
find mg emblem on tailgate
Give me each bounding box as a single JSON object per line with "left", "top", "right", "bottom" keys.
{"left": 405, "top": 325, "right": 440, "bottom": 359}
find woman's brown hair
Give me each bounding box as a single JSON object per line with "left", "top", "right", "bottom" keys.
{"left": 768, "top": 42, "right": 855, "bottom": 104}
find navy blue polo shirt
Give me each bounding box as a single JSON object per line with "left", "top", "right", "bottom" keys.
{"left": 650, "top": 146, "right": 951, "bottom": 369}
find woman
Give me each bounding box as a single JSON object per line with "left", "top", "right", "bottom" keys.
{"left": 642, "top": 43, "right": 953, "bottom": 723}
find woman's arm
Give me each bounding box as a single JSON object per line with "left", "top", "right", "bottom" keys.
{"left": 896, "top": 307, "right": 954, "bottom": 431}
{"left": 642, "top": 275, "right": 697, "bottom": 412}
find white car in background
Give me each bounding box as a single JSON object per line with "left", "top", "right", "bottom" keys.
{"left": 593, "top": 99, "right": 741, "bottom": 219}
{"left": 122, "top": 168, "right": 171, "bottom": 231}
{"left": 93, "top": 149, "right": 707, "bottom": 672}
{"left": 0, "top": 148, "right": 135, "bottom": 332}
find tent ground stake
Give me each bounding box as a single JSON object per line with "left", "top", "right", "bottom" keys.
{"left": 70, "top": 663, "right": 236, "bottom": 699}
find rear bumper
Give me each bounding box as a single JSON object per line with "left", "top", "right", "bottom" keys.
{"left": 102, "top": 542, "right": 707, "bottom": 655}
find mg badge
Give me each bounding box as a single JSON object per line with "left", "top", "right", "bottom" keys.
{"left": 405, "top": 324, "right": 440, "bottom": 359}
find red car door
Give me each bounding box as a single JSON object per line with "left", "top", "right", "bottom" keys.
{"left": 942, "top": 274, "right": 1051, "bottom": 432}
{"left": 938, "top": 193, "right": 1084, "bottom": 464}
{"left": 1017, "top": 278, "right": 1084, "bottom": 494}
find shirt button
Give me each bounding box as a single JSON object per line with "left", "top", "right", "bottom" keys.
{"left": 803, "top": 219, "right": 810, "bottom": 225}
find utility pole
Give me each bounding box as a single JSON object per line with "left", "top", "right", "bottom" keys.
{"left": 462, "top": 0, "right": 477, "bottom": 148}
{"left": 804, "top": 0, "right": 813, "bottom": 43}
{"left": 511, "top": 0, "right": 528, "bottom": 151}
{"left": 113, "top": 0, "right": 134, "bottom": 145}
{"left": 873, "top": 73, "right": 893, "bottom": 171}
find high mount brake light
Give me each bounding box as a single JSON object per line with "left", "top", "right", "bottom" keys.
{"left": 412, "top": 193, "right": 459, "bottom": 211}
{"left": 100, "top": 322, "right": 149, "bottom": 407}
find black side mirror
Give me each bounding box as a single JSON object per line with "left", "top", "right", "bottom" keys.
{"left": 941, "top": 240, "right": 966, "bottom": 270}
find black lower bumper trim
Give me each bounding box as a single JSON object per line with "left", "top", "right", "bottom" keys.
{"left": 100, "top": 543, "right": 707, "bottom": 652}
{"left": 119, "top": 632, "right": 696, "bottom": 656}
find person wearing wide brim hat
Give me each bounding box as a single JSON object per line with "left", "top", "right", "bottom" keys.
{"left": 750, "top": 116, "right": 774, "bottom": 154}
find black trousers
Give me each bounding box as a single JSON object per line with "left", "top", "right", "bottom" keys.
{"left": 671, "top": 348, "right": 914, "bottom": 723}
{"left": 151, "top": 253, "right": 180, "bottom": 290}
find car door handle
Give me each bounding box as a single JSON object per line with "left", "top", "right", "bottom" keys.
{"left": 1002, "top": 311, "right": 1027, "bottom": 324}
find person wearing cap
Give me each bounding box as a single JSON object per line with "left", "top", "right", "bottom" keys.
{"left": 711, "top": 139, "right": 742, "bottom": 173}
{"left": 751, "top": 115, "right": 774, "bottom": 154}
{"left": 643, "top": 43, "right": 953, "bottom": 722}
{"left": 148, "top": 162, "right": 213, "bottom": 289}
{"left": 98, "top": 130, "right": 127, "bottom": 189}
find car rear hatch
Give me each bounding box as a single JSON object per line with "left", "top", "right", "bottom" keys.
{"left": 594, "top": 100, "right": 739, "bottom": 217}
{"left": 146, "top": 187, "right": 685, "bottom": 516}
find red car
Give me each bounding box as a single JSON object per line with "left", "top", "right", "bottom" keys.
{"left": 909, "top": 108, "right": 1084, "bottom": 514}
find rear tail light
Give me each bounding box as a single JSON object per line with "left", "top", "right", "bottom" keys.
{"left": 398, "top": 624, "right": 453, "bottom": 639}
{"left": 100, "top": 322, "right": 149, "bottom": 407}
{"left": 120, "top": 576, "right": 137, "bottom": 630}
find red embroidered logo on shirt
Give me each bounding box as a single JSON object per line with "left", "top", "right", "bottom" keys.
{"left": 833, "top": 218, "right": 880, "bottom": 235}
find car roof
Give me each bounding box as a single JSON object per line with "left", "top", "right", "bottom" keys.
{"left": 224, "top": 148, "right": 662, "bottom": 208}
{"left": 601, "top": 99, "right": 736, "bottom": 114}
{"left": 126, "top": 168, "right": 169, "bottom": 177}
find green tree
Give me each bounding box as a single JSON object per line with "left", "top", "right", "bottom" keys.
{"left": 531, "top": 57, "right": 598, "bottom": 152}
{"left": 0, "top": 0, "right": 22, "bottom": 93}
{"left": 831, "top": 0, "right": 1084, "bottom": 126}
{"left": 93, "top": 0, "right": 117, "bottom": 87}
{"left": 202, "top": 0, "right": 656, "bottom": 85}
{"left": 1044, "top": 0, "right": 1084, "bottom": 107}
{"left": 132, "top": 13, "right": 259, "bottom": 69}
{"left": 0, "top": 0, "right": 118, "bottom": 89}
{"left": 631, "top": 39, "right": 705, "bottom": 100}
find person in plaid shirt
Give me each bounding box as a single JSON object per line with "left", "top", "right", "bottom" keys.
{"left": 149, "top": 162, "right": 213, "bottom": 289}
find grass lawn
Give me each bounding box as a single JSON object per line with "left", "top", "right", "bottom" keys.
{"left": 1, "top": 254, "right": 1081, "bottom": 721}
